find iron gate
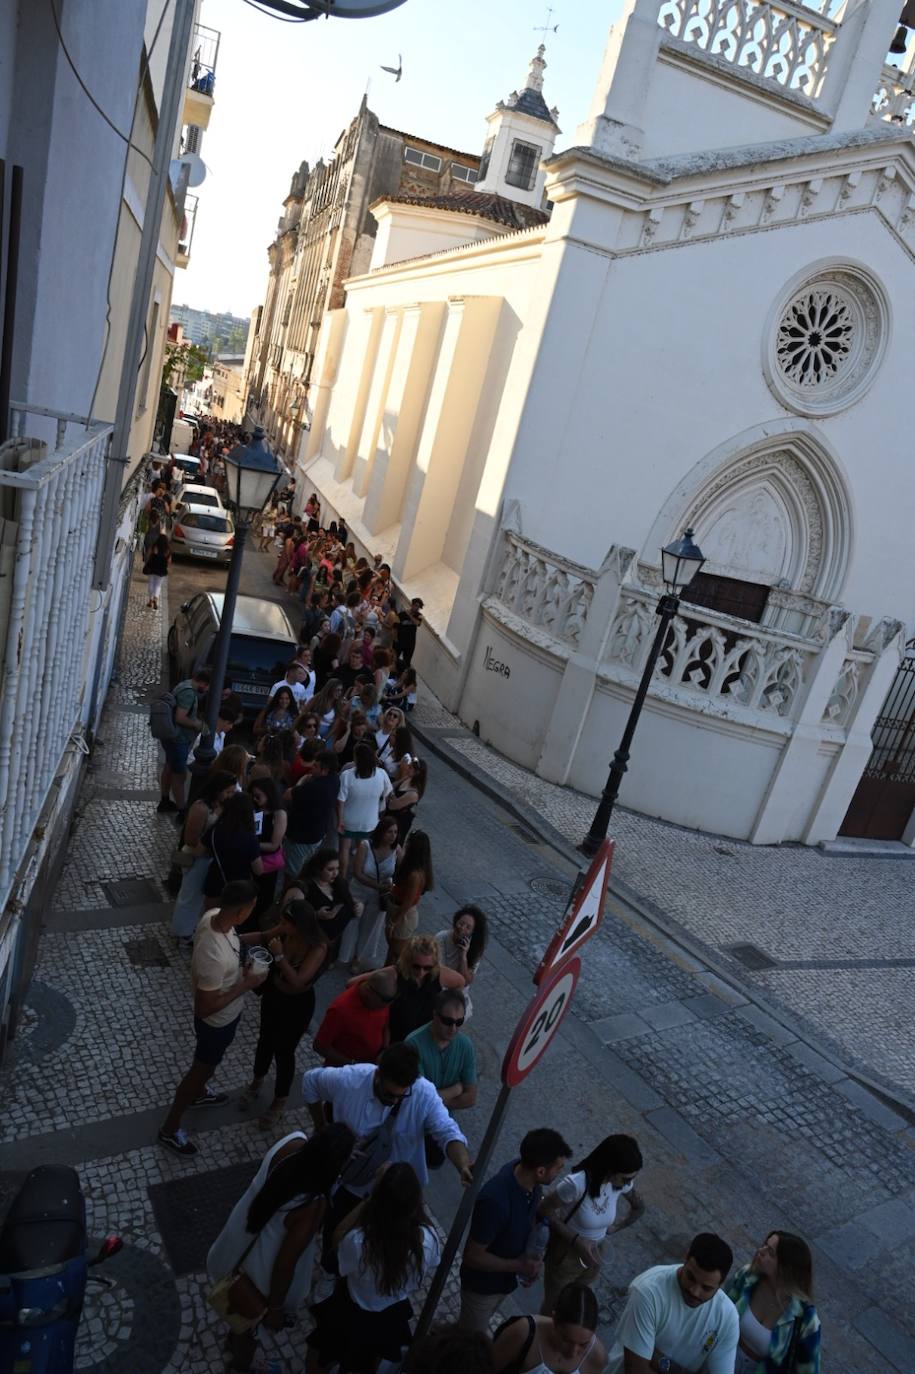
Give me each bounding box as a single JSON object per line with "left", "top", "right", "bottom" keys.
{"left": 841, "top": 638, "right": 915, "bottom": 840}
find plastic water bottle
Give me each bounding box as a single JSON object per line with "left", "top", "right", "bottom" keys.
{"left": 518, "top": 1219, "right": 550, "bottom": 1287}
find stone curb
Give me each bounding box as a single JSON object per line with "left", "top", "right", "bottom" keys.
{"left": 409, "top": 717, "right": 915, "bottom": 1131}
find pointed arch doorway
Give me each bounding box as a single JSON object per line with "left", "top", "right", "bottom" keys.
{"left": 840, "top": 639, "right": 915, "bottom": 840}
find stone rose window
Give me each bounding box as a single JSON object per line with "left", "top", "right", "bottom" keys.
{"left": 764, "top": 265, "right": 890, "bottom": 416}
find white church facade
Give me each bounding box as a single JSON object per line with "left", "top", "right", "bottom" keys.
{"left": 293, "top": 0, "right": 915, "bottom": 847}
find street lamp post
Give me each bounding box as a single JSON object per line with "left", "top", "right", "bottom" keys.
{"left": 193, "top": 427, "right": 283, "bottom": 770}
{"left": 580, "top": 529, "right": 705, "bottom": 857}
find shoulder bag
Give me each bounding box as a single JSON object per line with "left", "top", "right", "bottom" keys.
{"left": 544, "top": 1177, "right": 588, "bottom": 1266}
{"left": 491, "top": 1314, "right": 537, "bottom": 1374}
{"left": 339, "top": 1095, "right": 405, "bottom": 1192}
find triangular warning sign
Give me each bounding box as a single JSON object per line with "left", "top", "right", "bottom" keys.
{"left": 533, "top": 839, "right": 614, "bottom": 984}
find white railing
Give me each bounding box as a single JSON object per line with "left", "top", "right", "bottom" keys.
{"left": 0, "top": 406, "right": 112, "bottom": 907}
{"left": 493, "top": 531, "right": 596, "bottom": 649}
{"left": 657, "top": 0, "right": 840, "bottom": 96}
{"left": 605, "top": 581, "right": 828, "bottom": 719}
{"left": 873, "top": 59, "right": 915, "bottom": 126}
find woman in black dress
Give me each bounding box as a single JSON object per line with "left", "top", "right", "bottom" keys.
{"left": 299, "top": 847, "right": 363, "bottom": 969}
{"left": 240, "top": 899, "right": 330, "bottom": 1127}
{"left": 202, "top": 793, "right": 265, "bottom": 933}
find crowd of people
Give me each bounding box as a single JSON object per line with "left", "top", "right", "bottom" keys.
{"left": 142, "top": 450, "right": 822, "bottom": 1373}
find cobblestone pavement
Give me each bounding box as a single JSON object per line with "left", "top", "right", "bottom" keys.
{"left": 409, "top": 702, "right": 915, "bottom": 1106}
{"left": 1, "top": 553, "right": 914, "bottom": 1372}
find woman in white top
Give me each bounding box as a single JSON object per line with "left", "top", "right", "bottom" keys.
{"left": 374, "top": 705, "right": 405, "bottom": 767}
{"left": 492, "top": 1283, "right": 605, "bottom": 1374}
{"left": 539, "top": 1133, "right": 645, "bottom": 1314}
{"left": 337, "top": 742, "right": 393, "bottom": 879}
{"left": 434, "top": 904, "right": 488, "bottom": 1022}
{"left": 306, "top": 1163, "right": 440, "bottom": 1374}
{"left": 345, "top": 815, "right": 401, "bottom": 971}
{"left": 206, "top": 1123, "right": 355, "bottom": 1372}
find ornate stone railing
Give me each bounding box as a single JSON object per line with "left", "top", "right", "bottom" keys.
{"left": 820, "top": 618, "right": 903, "bottom": 728}
{"left": 657, "top": 0, "right": 839, "bottom": 96}
{"left": 873, "top": 60, "right": 915, "bottom": 127}
{"left": 493, "top": 531, "right": 596, "bottom": 649}
{"left": 605, "top": 581, "right": 830, "bottom": 719}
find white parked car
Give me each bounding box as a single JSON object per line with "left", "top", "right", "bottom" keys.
{"left": 171, "top": 503, "right": 235, "bottom": 565}
{"left": 174, "top": 481, "right": 225, "bottom": 512}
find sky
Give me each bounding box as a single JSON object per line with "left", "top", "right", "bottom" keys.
{"left": 177, "top": 0, "right": 622, "bottom": 318}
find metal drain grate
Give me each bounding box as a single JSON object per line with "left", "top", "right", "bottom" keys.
{"left": 724, "top": 942, "right": 778, "bottom": 971}
{"left": 104, "top": 877, "right": 162, "bottom": 907}
{"left": 508, "top": 821, "right": 540, "bottom": 845}
{"left": 149, "top": 1161, "right": 259, "bottom": 1275}
{"left": 529, "top": 877, "right": 569, "bottom": 899}
{"left": 123, "top": 936, "right": 170, "bottom": 969}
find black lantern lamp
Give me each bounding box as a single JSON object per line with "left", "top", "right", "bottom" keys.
{"left": 224, "top": 426, "right": 283, "bottom": 521}
{"left": 580, "top": 528, "right": 706, "bottom": 855}
{"left": 194, "top": 428, "right": 282, "bottom": 769}
{"left": 661, "top": 526, "right": 706, "bottom": 595}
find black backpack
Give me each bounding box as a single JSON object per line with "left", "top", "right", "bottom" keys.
{"left": 148, "top": 689, "right": 179, "bottom": 743}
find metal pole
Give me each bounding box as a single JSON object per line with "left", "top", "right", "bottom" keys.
{"left": 413, "top": 1082, "right": 513, "bottom": 1343}
{"left": 192, "top": 520, "right": 250, "bottom": 771}
{"left": 580, "top": 592, "right": 680, "bottom": 856}
{"left": 91, "top": 0, "right": 196, "bottom": 590}
{"left": 0, "top": 164, "right": 23, "bottom": 445}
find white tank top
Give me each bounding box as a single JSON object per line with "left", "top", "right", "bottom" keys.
{"left": 739, "top": 1303, "right": 772, "bottom": 1358}
{"left": 528, "top": 1331, "right": 596, "bottom": 1374}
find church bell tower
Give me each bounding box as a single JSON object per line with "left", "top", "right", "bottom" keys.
{"left": 474, "top": 45, "right": 561, "bottom": 209}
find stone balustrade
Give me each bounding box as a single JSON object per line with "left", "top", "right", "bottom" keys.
{"left": 873, "top": 59, "right": 915, "bottom": 127}
{"left": 657, "top": 0, "right": 839, "bottom": 96}
{"left": 494, "top": 530, "right": 596, "bottom": 649}
{"left": 604, "top": 582, "right": 828, "bottom": 719}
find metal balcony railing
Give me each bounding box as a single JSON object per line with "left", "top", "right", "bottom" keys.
{"left": 177, "top": 193, "right": 198, "bottom": 266}
{"left": 0, "top": 405, "right": 113, "bottom": 909}
{"left": 189, "top": 22, "right": 220, "bottom": 96}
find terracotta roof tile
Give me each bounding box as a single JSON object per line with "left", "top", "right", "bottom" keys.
{"left": 372, "top": 189, "right": 549, "bottom": 230}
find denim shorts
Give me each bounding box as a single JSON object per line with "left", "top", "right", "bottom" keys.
{"left": 193, "top": 1013, "right": 240, "bottom": 1067}
{"left": 163, "top": 735, "right": 192, "bottom": 775}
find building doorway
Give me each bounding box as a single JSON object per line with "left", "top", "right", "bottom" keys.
{"left": 840, "top": 639, "right": 915, "bottom": 840}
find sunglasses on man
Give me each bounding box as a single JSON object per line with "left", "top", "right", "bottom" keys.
{"left": 436, "top": 1013, "right": 465, "bottom": 1028}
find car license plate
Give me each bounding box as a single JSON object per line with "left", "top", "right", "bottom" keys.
{"left": 234, "top": 682, "right": 269, "bottom": 695}
{"left": 192, "top": 547, "right": 219, "bottom": 558}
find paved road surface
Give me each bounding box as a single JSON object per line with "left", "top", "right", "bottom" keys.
{"left": 0, "top": 541, "right": 912, "bottom": 1372}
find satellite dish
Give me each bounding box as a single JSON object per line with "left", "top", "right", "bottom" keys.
{"left": 169, "top": 154, "right": 207, "bottom": 190}
{"left": 181, "top": 152, "right": 207, "bottom": 187}
{"left": 301, "top": 0, "right": 408, "bottom": 16}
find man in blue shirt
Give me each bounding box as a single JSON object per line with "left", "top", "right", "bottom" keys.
{"left": 458, "top": 1127, "right": 571, "bottom": 1333}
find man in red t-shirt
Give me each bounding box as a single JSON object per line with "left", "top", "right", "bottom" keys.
{"left": 314, "top": 968, "right": 397, "bottom": 1066}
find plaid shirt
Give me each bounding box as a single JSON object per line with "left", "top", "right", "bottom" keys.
{"left": 725, "top": 1265, "right": 821, "bottom": 1374}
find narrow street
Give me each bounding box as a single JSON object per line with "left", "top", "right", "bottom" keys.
{"left": 0, "top": 542, "right": 912, "bottom": 1373}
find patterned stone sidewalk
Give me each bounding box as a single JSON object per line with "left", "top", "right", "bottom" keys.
{"left": 2, "top": 559, "right": 914, "bottom": 1373}
{"left": 410, "top": 688, "right": 915, "bottom": 1105}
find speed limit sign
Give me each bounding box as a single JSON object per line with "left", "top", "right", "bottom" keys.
{"left": 501, "top": 958, "right": 581, "bottom": 1088}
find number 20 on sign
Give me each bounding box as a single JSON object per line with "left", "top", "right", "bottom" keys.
{"left": 501, "top": 958, "right": 581, "bottom": 1088}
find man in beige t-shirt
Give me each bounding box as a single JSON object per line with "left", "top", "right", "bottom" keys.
{"left": 158, "top": 880, "right": 271, "bottom": 1157}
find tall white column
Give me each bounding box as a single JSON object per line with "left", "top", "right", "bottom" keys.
{"left": 395, "top": 296, "right": 502, "bottom": 583}
{"left": 363, "top": 302, "right": 445, "bottom": 536}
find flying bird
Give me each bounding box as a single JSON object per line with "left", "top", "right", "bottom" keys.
{"left": 380, "top": 54, "right": 402, "bottom": 82}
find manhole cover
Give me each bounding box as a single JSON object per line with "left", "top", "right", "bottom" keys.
{"left": 123, "top": 936, "right": 170, "bottom": 969}
{"left": 149, "top": 1160, "right": 260, "bottom": 1275}
{"left": 724, "top": 942, "right": 778, "bottom": 971}
{"left": 104, "top": 878, "right": 162, "bottom": 907}
{"left": 529, "top": 877, "right": 569, "bottom": 899}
